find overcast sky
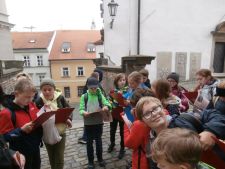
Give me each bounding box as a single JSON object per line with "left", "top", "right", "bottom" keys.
{"left": 6, "top": 0, "right": 103, "bottom": 31}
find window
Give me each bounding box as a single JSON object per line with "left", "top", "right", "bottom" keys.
{"left": 38, "top": 74, "right": 45, "bottom": 84}
{"left": 37, "top": 55, "right": 43, "bottom": 66}
{"left": 78, "top": 86, "right": 84, "bottom": 97}
{"left": 87, "top": 43, "right": 96, "bottom": 52}
{"left": 77, "top": 67, "right": 84, "bottom": 76}
{"left": 64, "top": 87, "right": 70, "bottom": 98}
{"left": 62, "top": 67, "right": 69, "bottom": 77}
{"left": 61, "top": 42, "right": 71, "bottom": 53}
{"left": 23, "top": 56, "right": 30, "bottom": 67}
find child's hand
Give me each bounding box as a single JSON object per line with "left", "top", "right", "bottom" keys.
{"left": 13, "top": 151, "right": 25, "bottom": 169}
{"left": 101, "top": 106, "right": 109, "bottom": 112}
{"left": 66, "top": 119, "right": 72, "bottom": 128}
{"left": 83, "top": 112, "right": 90, "bottom": 117}
{"left": 21, "top": 122, "right": 34, "bottom": 134}
{"left": 124, "top": 100, "right": 130, "bottom": 106}
{"left": 199, "top": 131, "right": 216, "bottom": 150}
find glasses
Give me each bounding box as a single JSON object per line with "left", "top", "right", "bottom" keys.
{"left": 143, "top": 105, "right": 162, "bottom": 119}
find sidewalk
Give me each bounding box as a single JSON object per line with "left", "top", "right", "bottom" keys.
{"left": 40, "top": 121, "right": 131, "bottom": 169}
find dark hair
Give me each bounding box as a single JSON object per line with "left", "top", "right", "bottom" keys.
{"left": 139, "top": 69, "right": 149, "bottom": 77}
{"left": 152, "top": 79, "right": 170, "bottom": 101}
{"left": 130, "top": 88, "right": 155, "bottom": 108}
{"left": 0, "top": 85, "right": 4, "bottom": 104}
{"left": 113, "top": 73, "right": 126, "bottom": 89}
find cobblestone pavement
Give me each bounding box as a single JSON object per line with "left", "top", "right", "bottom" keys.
{"left": 41, "top": 121, "right": 132, "bottom": 169}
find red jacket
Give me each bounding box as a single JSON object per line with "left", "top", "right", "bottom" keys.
{"left": 0, "top": 102, "right": 39, "bottom": 133}
{"left": 0, "top": 102, "right": 42, "bottom": 155}
{"left": 124, "top": 120, "right": 150, "bottom": 169}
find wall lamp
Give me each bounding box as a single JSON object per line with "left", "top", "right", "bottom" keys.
{"left": 108, "top": 0, "right": 119, "bottom": 29}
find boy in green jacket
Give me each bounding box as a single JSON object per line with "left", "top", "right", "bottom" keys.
{"left": 79, "top": 77, "right": 111, "bottom": 169}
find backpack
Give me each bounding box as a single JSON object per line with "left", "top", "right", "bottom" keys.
{"left": 84, "top": 92, "right": 103, "bottom": 111}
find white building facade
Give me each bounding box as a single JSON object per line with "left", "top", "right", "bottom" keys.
{"left": 103, "top": 0, "right": 225, "bottom": 81}
{"left": 12, "top": 31, "right": 55, "bottom": 89}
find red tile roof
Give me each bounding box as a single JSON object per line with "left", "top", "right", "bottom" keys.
{"left": 49, "top": 30, "right": 100, "bottom": 60}
{"left": 11, "top": 31, "right": 54, "bottom": 49}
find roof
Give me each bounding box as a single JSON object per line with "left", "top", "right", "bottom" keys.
{"left": 49, "top": 30, "right": 100, "bottom": 60}
{"left": 11, "top": 31, "right": 54, "bottom": 49}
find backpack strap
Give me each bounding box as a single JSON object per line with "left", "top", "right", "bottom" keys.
{"left": 7, "top": 108, "right": 16, "bottom": 128}
{"left": 84, "top": 93, "right": 88, "bottom": 111}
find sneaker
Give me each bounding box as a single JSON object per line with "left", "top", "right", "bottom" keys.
{"left": 118, "top": 149, "right": 125, "bottom": 159}
{"left": 78, "top": 138, "right": 87, "bottom": 144}
{"left": 107, "top": 144, "right": 115, "bottom": 153}
{"left": 98, "top": 160, "right": 106, "bottom": 167}
{"left": 87, "top": 163, "right": 95, "bottom": 169}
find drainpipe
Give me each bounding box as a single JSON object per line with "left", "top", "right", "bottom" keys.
{"left": 137, "top": 0, "right": 141, "bottom": 55}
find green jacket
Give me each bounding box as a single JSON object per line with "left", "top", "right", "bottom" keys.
{"left": 79, "top": 88, "right": 111, "bottom": 125}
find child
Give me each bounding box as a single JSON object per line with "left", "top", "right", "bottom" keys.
{"left": 135, "top": 96, "right": 225, "bottom": 169}
{"left": 139, "top": 68, "right": 151, "bottom": 88}
{"left": 151, "top": 128, "right": 207, "bottom": 169}
{"left": 195, "top": 69, "right": 219, "bottom": 101}
{"left": 108, "top": 73, "right": 128, "bottom": 159}
{"left": 35, "top": 78, "right": 72, "bottom": 169}
{"left": 167, "top": 72, "right": 189, "bottom": 112}
{"left": 151, "top": 79, "right": 180, "bottom": 115}
{"left": 0, "top": 79, "right": 43, "bottom": 169}
{"left": 79, "top": 77, "right": 111, "bottom": 169}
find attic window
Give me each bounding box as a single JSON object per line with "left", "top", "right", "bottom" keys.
{"left": 61, "top": 42, "right": 71, "bottom": 53}
{"left": 87, "top": 43, "right": 96, "bottom": 52}
{"left": 29, "top": 39, "right": 36, "bottom": 43}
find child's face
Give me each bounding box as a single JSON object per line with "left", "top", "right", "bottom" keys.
{"left": 156, "top": 158, "right": 189, "bottom": 169}
{"left": 128, "top": 78, "right": 139, "bottom": 89}
{"left": 142, "top": 101, "right": 167, "bottom": 129}
{"left": 41, "top": 85, "right": 55, "bottom": 100}
{"left": 89, "top": 87, "right": 97, "bottom": 94}
{"left": 117, "top": 76, "right": 126, "bottom": 89}
{"left": 143, "top": 76, "right": 148, "bottom": 82}
{"left": 167, "top": 78, "right": 177, "bottom": 88}
{"left": 196, "top": 75, "right": 210, "bottom": 87}
{"left": 15, "top": 90, "right": 35, "bottom": 106}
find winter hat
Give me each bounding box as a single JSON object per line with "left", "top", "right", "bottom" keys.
{"left": 40, "top": 78, "right": 56, "bottom": 89}
{"left": 87, "top": 77, "right": 99, "bottom": 88}
{"left": 167, "top": 72, "right": 179, "bottom": 83}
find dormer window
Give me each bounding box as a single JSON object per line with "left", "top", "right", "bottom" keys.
{"left": 61, "top": 42, "right": 71, "bottom": 53}
{"left": 87, "top": 43, "right": 96, "bottom": 52}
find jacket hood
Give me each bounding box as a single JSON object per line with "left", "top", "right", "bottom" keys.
{"left": 40, "top": 88, "right": 62, "bottom": 101}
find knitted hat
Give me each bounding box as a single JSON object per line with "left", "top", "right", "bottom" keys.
{"left": 167, "top": 72, "right": 179, "bottom": 83}
{"left": 40, "top": 78, "right": 56, "bottom": 89}
{"left": 87, "top": 77, "right": 99, "bottom": 88}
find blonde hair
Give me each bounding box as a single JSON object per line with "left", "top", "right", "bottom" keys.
{"left": 151, "top": 128, "right": 202, "bottom": 168}
{"left": 16, "top": 72, "right": 31, "bottom": 81}
{"left": 14, "top": 79, "right": 36, "bottom": 93}
{"left": 128, "top": 71, "right": 142, "bottom": 84}
{"left": 135, "top": 96, "right": 162, "bottom": 120}
{"left": 217, "top": 80, "right": 225, "bottom": 89}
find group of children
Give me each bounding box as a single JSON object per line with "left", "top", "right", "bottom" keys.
{"left": 79, "top": 68, "right": 225, "bottom": 169}
{"left": 0, "top": 67, "right": 225, "bottom": 169}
